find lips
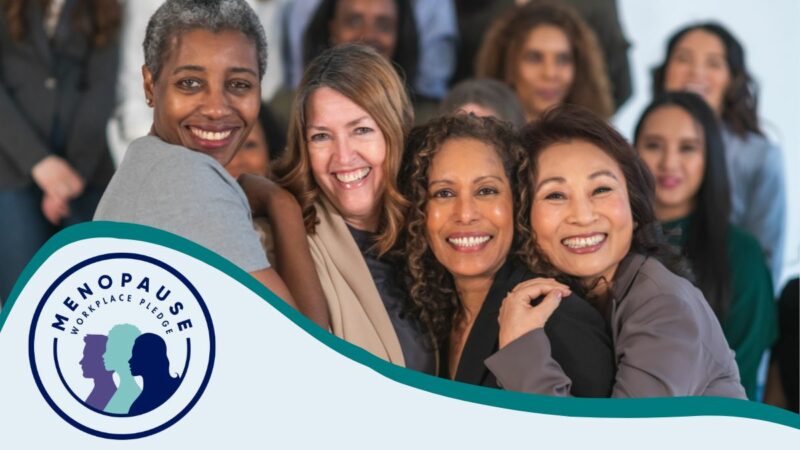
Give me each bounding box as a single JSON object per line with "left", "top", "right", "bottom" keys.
{"left": 332, "top": 167, "right": 371, "bottom": 188}
{"left": 561, "top": 233, "right": 606, "bottom": 254}
{"left": 684, "top": 82, "right": 709, "bottom": 97}
{"left": 535, "top": 88, "right": 564, "bottom": 102}
{"left": 657, "top": 175, "right": 682, "bottom": 189}
{"left": 187, "top": 125, "right": 238, "bottom": 149}
{"left": 446, "top": 233, "right": 493, "bottom": 252}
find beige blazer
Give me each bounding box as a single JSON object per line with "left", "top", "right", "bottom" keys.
{"left": 306, "top": 199, "right": 406, "bottom": 367}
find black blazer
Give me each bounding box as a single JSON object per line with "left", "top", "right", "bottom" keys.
{"left": 442, "top": 259, "right": 615, "bottom": 397}
{"left": 0, "top": 0, "right": 118, "bottom": 189}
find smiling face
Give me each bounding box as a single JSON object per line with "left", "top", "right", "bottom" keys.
{"left": 306, "top": 87, "right": 387, "bottom": 231}
{"left": 329, "top": 0, "right": 398, "bottom": 60}
{"left": 514, "top": 24, "right": 575, "bottom": 119}
{"left": 531, "top": 140, "right": 633, "bottom": 287}
{"left": 664, "top": 29, "right": 730, "bottom": 114}
{"left": 636, "top": 106, "right": 705, "bottom": 221}
{"left": 425, "top": 138, "right": 514, "bottom": 284}
{"left": 143, "top": 29, "right": 261, "bottom": 166}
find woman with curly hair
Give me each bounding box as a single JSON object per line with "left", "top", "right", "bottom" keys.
{"left": 475, "top": 1, "right": 613, "bottom": 122}
{"left": 497, "top": 104, "right": 745, "bottom": 398}
{"left": 652, "top": 22, "right": 786, "bottom": 289}
{"left": 398, "top": 113, "right": 613, "bottom": 395}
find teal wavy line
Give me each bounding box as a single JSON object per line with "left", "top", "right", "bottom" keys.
{"left": 1, "top": 221, "right": 797, "bottom": 430}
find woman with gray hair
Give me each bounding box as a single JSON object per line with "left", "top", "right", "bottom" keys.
{"left": 440, "top": 79, "right": 526, "bottom": 128}
{"left": 95, "top": 0, "right": 323, "bottom": 311}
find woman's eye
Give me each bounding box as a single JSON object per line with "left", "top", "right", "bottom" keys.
{"left": 309, "top": 133, "right": 330, "bottom": 142}
{"left": 543, "top": 191, "right": 565, "bottom": 200}
{"left": 523, "top": 51, "right": 543, "bottom": 63}
{"left": 477, "top": 186, "right": 499, "bottom": 196}
{"left": 593, "top": 186, "right": 612, "bottom": 195}
{"left": 680, "top": 144, "right": 699, "bottom": 153}
{"left": 228, "top": 80, "right": 252, "bottom": 91}
{"left": 556, "top": 53, "right": 573, "bottom": 65}
{"left": 177, "top": 78, "right": 202, "bottom": 89}
{"left": 642, "top": 141, "right": 662, "bottom": 151}
{"left": 354, "top": 126, "right": 373, "bottom": 135}
{"left": 431, "top": 189, "right": 454, "bottom": 199}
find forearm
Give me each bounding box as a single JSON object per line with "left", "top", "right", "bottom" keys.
{"left": 262, "top": 190, "right": 331, "bottom": 330}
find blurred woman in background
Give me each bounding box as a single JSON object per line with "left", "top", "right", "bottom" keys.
{"left": 652, "top": 22, "right": 786, "bottom": 289}
{"left": 0, "top": 0, "right": 121, "bottom": 303}
{"left": 634, "top": 92, "right": 777, "bottom": 400}
{"left": 476, "top": 1, "right": 612, "bottom": 122}
{"left": 439, "top": 78, "right": 526, "bottom": 128}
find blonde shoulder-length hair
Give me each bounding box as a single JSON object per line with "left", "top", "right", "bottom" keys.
{"left": 274, "top": 44, "right": 413, "bottom": 256}
{"left": 476, "top": 1, "right": 613, "bottom": 119}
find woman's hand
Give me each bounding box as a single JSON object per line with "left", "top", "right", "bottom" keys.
{"left": 31, "top": 155, "right": 85, "bottom": 202}
{"left": 41, "top": 193, "right": 70, "bottom": 225}
{"left": 237, "top": 173, "right": 296, "bottom": 218}
{"left": 497, "top": 278, "right": 571, "bottom": 349}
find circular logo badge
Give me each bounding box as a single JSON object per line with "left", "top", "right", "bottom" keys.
{"left": 29, "top": 253, "right": 215, "bottom": 439}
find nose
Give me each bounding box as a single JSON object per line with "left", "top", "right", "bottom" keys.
{"left": 199, "top": 86, "right": 232, "bottom": 120}
{"left": 566, "top": 194, "right": 597, "bottom": 225}
{"left": 453, "top": 195, "right": 479, "bottom": 224}
{"left": 332, "top": 136, "right": 357, "bottom": 165}
{"left": 659, "top": 147, "right": 680, "bottom": 171}
{"left": 543, "top": 57, "right": 558, "bottom": 79}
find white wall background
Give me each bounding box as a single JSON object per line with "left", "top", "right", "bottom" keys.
{"left": 611, "top": 0, "right": 800, "bottom": 290}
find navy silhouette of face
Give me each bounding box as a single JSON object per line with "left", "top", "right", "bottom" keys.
{"left": 127, "top": 333, "right": 181, "bottom": 416}
{"left": 129, "top": 333, "right": 173, "bottom": 378}
{"left": 80, "top": 335, "right": 111, "bottom": 379}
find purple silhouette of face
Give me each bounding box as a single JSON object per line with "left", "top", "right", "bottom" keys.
{"left": 80, "top": 335, "right": 111, "bottom": 379}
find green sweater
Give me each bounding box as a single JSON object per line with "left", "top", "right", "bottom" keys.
{"left": 663, "top": 217, "right": 778, "bottom": 400}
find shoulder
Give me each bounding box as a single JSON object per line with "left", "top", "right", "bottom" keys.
{"left": 617, "top": 257, "right": 704, "bottom": 321}
{"left": 727, "top": 225, "right": 767, "bottom": 261}
{"left": 129, "top": 137, "right": 240, "bottom": 197}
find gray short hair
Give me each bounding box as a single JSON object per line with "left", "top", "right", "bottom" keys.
{"left": 144, "top": 0, "right": 267, "bottom": 80}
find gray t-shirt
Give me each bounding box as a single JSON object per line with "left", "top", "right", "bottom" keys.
{"left": 94, "top": 136, "right": 269, "bottom": 272}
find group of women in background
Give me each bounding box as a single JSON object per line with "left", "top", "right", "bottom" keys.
{"left": 1, "top": 0, "right": 790, "bottom": 405}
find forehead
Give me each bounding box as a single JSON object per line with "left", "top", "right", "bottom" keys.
{"left": 430, "top": 138, "right": 507, "bottom": 179}
{"left": 523, "top": 24, "right": 571, "bottom": 51}
{"left": 641, "top": 105, "right": 703, "bottom": 139}
{"left": 306, "top": 87, "right": 373, "bottom": 125}
{"left": 335, "top": 0, "right": 397, "bottom": 17}
{"left": 675, "top": 29, "right": 726, "bottom": 55}
{"left": 163, "top": 28, "right": 258, "bottom": 71}
{"left": 536, "top": 140, "right": 624, "bottom": 179}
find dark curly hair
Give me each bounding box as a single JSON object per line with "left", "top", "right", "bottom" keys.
{"left": 518, "top": 104, "right": 689, "bottom": 302}
{"left": 652, "top": 22, "right": 761, "bottom": 138}
{"left": 397, "top": 114, "right": 529, "bottom": 345}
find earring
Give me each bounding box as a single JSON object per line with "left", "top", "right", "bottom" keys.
{"left": 146, "top": 97, "right": 154, "bottom": 106}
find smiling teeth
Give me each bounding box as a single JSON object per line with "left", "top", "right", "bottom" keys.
{"left": 335, "top": 168, "right": 370, "bottom": 183}
{"left": 191, "top": 128, "right": 232, "bottom": 141}
{"left": 562, "top": 234, "right": 605, "bottom": 249}
{"left": 448, "top": 236, "right": 491, "bottom": 247}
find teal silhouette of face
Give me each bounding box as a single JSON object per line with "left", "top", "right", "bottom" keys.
{"left": 102, "top": 324, "right": 141, "bottom": 373}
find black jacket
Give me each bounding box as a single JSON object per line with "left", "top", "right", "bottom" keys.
{"left": 442, "top": 259, "right": 615, "bottom": 397}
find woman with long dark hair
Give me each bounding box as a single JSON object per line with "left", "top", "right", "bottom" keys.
{"left": 634, "top": 92, "right": 777, "bottom": 400}
{"left": 0, "top": 0, "right": 121, "bottom": 303}
{"left": 652, "top": 22, "right": 786, "bottom": 289}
